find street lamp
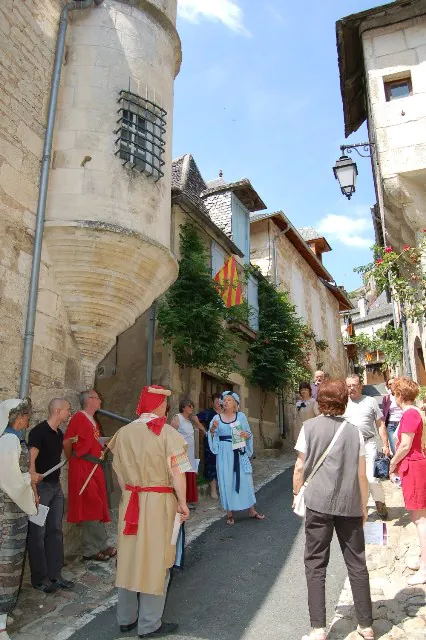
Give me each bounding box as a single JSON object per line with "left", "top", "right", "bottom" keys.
{"left": 332, "top": 142, "right": 375, "bottom": 200}
{"left": 333, "top": 154, "right": 358, "bottom": 200}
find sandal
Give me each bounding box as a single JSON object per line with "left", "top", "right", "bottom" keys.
{"left": 82, "top": 551, "right": 109, "bottom": 562}
{"left": 250, "top": 512, "right": 266, "bottom": 520}
{"left": 357, "top": 625, "right": 375, "bottom": 639}
{"left": 102, "top": 546, "right": 117, "bottom": 558}
{"left": 226, "top": 516, "right": 235, "bottom": 526}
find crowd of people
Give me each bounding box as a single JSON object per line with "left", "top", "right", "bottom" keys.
{"left": 0, "top": 384, "right": 265, "bottom": 639}
{"left": 293, "top": 374, "right": 426, "bottom": 640}
{"left": 0, "top": 372, "right": 425, "bottom": 640}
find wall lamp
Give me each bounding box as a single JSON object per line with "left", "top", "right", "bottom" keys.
{"left": 333, "top": 142, "right": 375, "bottom": 200}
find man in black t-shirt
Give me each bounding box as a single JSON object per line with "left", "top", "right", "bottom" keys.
{"left": 27, "top": 398, "right": 74, "bottom": 593}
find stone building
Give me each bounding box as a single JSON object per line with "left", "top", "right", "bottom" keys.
{"left": 0, "top": 0, "right": 181, "bottom": 411}
{"left": 250, "top": 218, "right": 352, "bottom": 376}
{"left": 97, "top": 154, "right": 285, "bottom": 453}
{"left": 250, "top": 217, "right": 352, "bottom": 432}
{"left": 341, "top": 289, "right": 394, "bottom": 385}
{"left": 336, "top": 0, "right": 426, "bottom": 384}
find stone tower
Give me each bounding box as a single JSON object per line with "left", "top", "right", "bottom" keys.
{"left": 0, "top": 0, "right": 181, "bottom": 405}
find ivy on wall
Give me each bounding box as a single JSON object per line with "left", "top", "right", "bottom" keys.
{"left": 355, "top": 238, "right": 426, "bottom": 320}
{"left": 157, "top": 222, "right": 243, "bottom": 382}
{"left": 352, "top": 322, "right": 403, "bottom": 372}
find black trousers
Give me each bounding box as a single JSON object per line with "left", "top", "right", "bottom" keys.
{"left": 27, "top": 481, "right": 64, "bottom": 586}
{"left": 304, "top": 508, "right": 373, "bottom": 629}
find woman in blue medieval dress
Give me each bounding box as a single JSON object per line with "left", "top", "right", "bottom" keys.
{"left": 208, "top": 391, "right": 265, "bottom": 526}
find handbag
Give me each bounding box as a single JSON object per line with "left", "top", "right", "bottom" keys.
{"left": 374, "top": 452, "right": 390, "bottom": 479}
{"left": 293, "top": 420, "right": 347, "bottom": 517}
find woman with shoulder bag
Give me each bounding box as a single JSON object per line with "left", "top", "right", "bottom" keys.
{"left": 293, "top": 379, "right": 374, "bottom": 640}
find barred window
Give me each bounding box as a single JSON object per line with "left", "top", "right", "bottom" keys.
{"left": 115, "top": 90, "right": 166, "bottom": 182}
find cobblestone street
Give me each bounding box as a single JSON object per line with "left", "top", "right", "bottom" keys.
{"left": 330, "top": 481, "right": 426, "bottom": 640}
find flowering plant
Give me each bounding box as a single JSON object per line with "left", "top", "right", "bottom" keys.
{"left": 354, "top": 238, "right": 426, "bottom": 320}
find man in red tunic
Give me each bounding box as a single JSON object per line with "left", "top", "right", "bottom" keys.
{"left": 64, "top": 390, "right": 115, "bottom": 562}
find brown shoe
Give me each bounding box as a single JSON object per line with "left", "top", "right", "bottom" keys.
{"left": 375, "top": 501, "right": 388, "bottom": 520}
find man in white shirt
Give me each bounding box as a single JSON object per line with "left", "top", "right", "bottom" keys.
{"left": 344, "top": 375, "right": 391, "bottom": 519}
{"left": 310, "top": 370, "right": 325, "bottom": 401}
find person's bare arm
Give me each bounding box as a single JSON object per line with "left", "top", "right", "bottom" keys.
{"left": 63, "top": 439, "right": 73, "bottom": 461}
{"left": 377, "top": 418, "right": 390, "bottom": 456}
{"left": 28, "top": 447, "right": 43, "bottom": 484}
{"left": 390, "top": 432, "right": 415, "bottom": 473}
{"left": 172, "top": 466, "right": 189, "bottom": 522}
{"left": 170, "top": 415, "right": 179, "bottom": 430}
{"left": 191, "top": 415, "right": 206, "bottom": 435}
{"left": 293, "top": 452, "right": 305, "bottom": 495}
{"left": 358, "top": 455, "right": 369, "bottom": 524}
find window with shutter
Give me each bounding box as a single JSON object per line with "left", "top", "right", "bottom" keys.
{"left": 211, "top": 241, "right": 226, "bottom": 277}
{"left": 231, "top": 194, "right": 250, "bottom": 262}
{"left": 247, "top": 275, "right": 259, "bottom": 332}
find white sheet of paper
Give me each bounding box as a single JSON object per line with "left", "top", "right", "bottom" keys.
{"left": 171, "top": 512, "right": 181, "bottom": 545}
{"left": 193, "top": 458, "right": 200, "bottom": 473}
{"left": 364, "top": 521, "right": 387, "bottom": 546}
{"left": 29, "top": 504, "right": 50, "bottom": 527}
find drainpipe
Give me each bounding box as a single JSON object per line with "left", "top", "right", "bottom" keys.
{"left": 19, "top": 0, "right": 105, "bottom": 398}
{"left": 400, "top": 305, "right": 413, "bottom": 378}
{"left": 146, "top": 301, "right": 157, "bottom": 386}
{"left": 272, "top": 226, "right": 290, "bottom": 438}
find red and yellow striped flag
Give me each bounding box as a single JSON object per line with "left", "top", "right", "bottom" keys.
{"left": 214, "top": 256, "right": 242, "bottom": 308}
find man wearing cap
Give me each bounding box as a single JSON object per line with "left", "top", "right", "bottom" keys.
{"left": 107, "top": 385, "right": 191, "bottom": 638}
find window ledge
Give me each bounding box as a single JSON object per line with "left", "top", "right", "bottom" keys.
{"left": 227, "top": 320, "right": 257, "bottom": 341}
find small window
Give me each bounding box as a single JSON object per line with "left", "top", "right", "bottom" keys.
{"left": 211, "top": 241, "right": 226, "bottom": 277}
{"left": 384, "top": 77, "right": 412, "bottom": 102}
{"left": 115, "top": 90, "right": 167, "bottom": 181}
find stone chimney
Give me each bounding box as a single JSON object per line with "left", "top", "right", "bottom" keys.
{"left": 358, "top": 297, "right": 367, "bottom": 319}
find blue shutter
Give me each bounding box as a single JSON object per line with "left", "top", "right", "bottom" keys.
{"left": 247, "top": 275, "right": 259, "bottom": 331}
{"left": 232, "top": 195, "right": 250, "bottom": 263}
{"left": 211, "top": 240, "right": 226, "bottom": 276}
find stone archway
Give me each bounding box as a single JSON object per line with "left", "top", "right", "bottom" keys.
{"left": 414, "top": 337, "right": 426, "bottom": 385}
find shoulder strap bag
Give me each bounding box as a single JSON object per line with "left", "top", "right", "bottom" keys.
{"left": 293, "top": 420, "right": 347, "bottom": 517}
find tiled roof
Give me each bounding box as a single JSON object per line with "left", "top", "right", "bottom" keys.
{"left": 353, "top": 291, "right": 393, "bottom": 324}
{"left": 298, "top": 226, "right": 321, "bottom": 241}
{"left": 172, "top": 154, "right": 209, "bottom": 215}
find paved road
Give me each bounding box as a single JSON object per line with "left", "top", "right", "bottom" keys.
{"left": 69, "top": 468, "right": 347, "bottom": 640}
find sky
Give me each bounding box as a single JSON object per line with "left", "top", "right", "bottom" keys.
{"left": 172, "top": 0, "right": 381, "bottom": 293}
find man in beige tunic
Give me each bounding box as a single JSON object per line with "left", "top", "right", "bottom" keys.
{"left": 107, "top": 385, "right": 190, "bottom": 638}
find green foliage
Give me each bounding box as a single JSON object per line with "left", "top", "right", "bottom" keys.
{"left": 157, "top": 222, "right": 242, "bottom": 379}
{"left": 352, "top": 322, "right": 403, "bottom": 371}
{"left": 354, "top": 239, "right": 426, "bottom": 320}
{"left": 247, "top": 268, "right": 311, "bottom": 393}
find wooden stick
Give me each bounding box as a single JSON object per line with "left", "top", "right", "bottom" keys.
{"left": 147, "top": 387, "right": 171, "bottom": 396}
{"left": 79, "top": 449, "right": 107, "bottom": 496}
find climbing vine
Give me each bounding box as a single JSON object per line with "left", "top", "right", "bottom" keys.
{"left": 352, "top": 323, "right": 403, "bottom": 371}
{"left": 354, "top": 237, "right": 426, "bottom": 320}
{"left": 157, "top": 222, "right": 243, "bottom": 382}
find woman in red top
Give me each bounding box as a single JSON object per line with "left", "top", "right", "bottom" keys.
{"left": 390, "top": 377, "right": 426, "bottom": 585}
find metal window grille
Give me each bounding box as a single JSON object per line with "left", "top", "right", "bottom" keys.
{"left": 115, "top": 89, "right": 166, "bottom": 181}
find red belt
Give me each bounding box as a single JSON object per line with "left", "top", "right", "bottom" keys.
{"left": 123, "top": 485, "right": 174, "bottom": 535}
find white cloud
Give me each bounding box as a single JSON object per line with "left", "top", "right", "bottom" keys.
{"left": 317, "top": 214, "right": 373, "bottom": 248}
{"left": 177, "top": 0, "right": 250, "bottom": 36}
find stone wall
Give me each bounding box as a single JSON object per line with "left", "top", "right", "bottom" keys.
{"left": 251, "top": 219, "right": 348, "bottom": 380}
{"left": 95, "top": 202, "right": 281, "bottom": 452}
{"left": 362, "top": 14, "right": 426, "bottom": 382}
{"left": 0, "top": 0, "right": 85, "bottom": 413}
{"left": 0, "top": 0, "right": 181, "bottom": 415}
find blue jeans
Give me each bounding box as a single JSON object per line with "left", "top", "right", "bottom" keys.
{"left": 387, "top": 421, "right": 399, "bottom": 456}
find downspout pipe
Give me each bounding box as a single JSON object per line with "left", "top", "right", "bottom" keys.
{"left": 272, "top": 226, "right": 290, "bottom": 437}
{"left": 19, "top": 0, "right": 104, "bottom": 398}
{"left": 146, "top": 301, "right": 157, "bottom": 386}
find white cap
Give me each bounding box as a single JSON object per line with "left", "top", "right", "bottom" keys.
{"left": 0, "top": 399, "right": 23, "bottom": 437}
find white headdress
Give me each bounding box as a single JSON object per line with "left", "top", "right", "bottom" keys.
{"left": 0, "top": 399, "right": 24, "bottom": 437}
